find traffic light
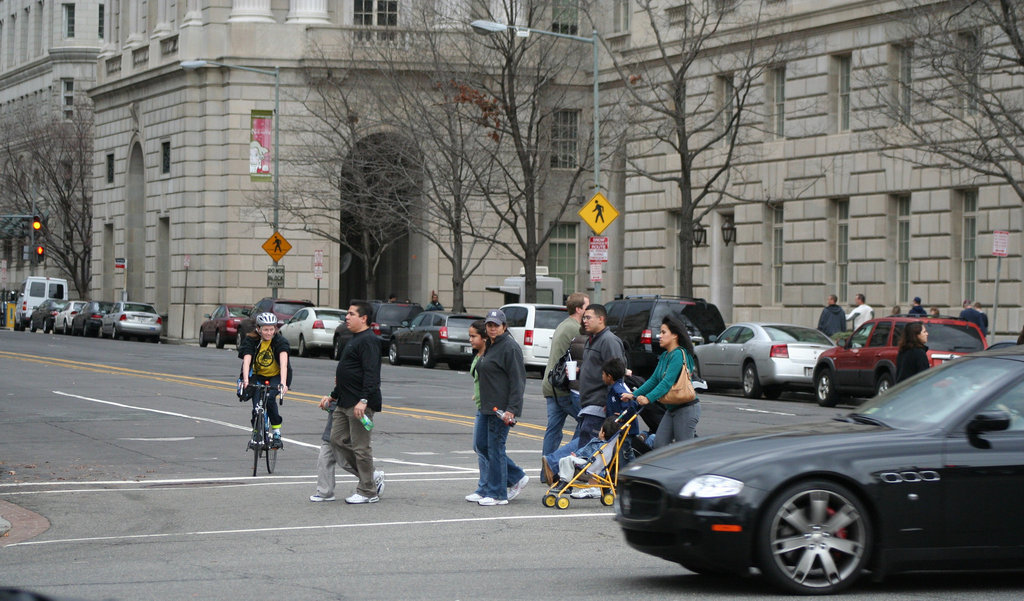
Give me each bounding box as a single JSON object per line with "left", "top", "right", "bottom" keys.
{"left": 35, "top": 245, "right": 44, "bottom": 261}
{"left": 31, "top": 215, "right": 42, "bottom": 231}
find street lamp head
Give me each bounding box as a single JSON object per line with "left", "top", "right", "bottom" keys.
{"left": 470, "top": 20, "right": 508, "bottom": 35}
{"left": 179, "top": 60, "right": 210, "bottom": 70}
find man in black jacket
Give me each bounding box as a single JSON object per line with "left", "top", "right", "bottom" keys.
{"left": 320, "top": 301, "right": 385, "bottom": 504}
{"left": 817, "top": 294, "right": 846, "bottom": 338}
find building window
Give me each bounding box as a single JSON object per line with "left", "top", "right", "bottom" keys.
{"left": 718, "top": 74, "right": 735, "bottom": 141}
{"left": 959, "top": 31, "right": 980, "bottom": 116}
{"left": 772, "top": 204, "right": 784, "bottom": 304}
{"left": 106, "top": 153, "right": 114, "bottom": 183}
{"left": 832, "top": 54, "right": 851, "bottom": 132}
{"left": 354, "top": 0, "right": 398, "bottom": 41}
{"left": 551, "top": 109, "right": 579, "bottom": 169}
{"left": 836, "top": 199, "right": 849, "bottom": 302}
{"left": 769, "top": 66, "right": 786, "bottom": 139}
{"left": 161, "top": 141, "right": 171, "bottom": 175}
{"left": 613, "top": 0, "right": 630, "bottom": 33}
{"left": 62, "top": 79, "right": 74, "bottom": 119}
{"left": 63, "top": 3, "right": 75, "bottom": 38}
{"left": 895, "top": 44, "right": 913, "bottom": 123}
{"left": 896, "top": 195, "right": 911, "bottom": 303}
{"left": 552, "top": 0, "right": 578, "bottom": 35}
{"left": 548, "top": 223, "right": 577, "bottom": 291}
{"left": 99, "top": 3, "right": 104, "bottom": 41}
{"left": 962, "top": 190, "right": 977, "bottom": 303}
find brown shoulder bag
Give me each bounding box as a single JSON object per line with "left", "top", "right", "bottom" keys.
{"left": 659, "top": 353, "right": 696, "bottom": 405}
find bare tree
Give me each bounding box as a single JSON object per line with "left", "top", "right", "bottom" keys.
{"left": 870, "top": 0, "right": 1024, "bottom": 202}
{"left": 280, "top": 63, "right": 414, "bottom": 301}
{"left": 0, "top": 101, "right": 93, "bottom": 297}
{"left": 593, "top": 1, "right": 788, "bottom": 297}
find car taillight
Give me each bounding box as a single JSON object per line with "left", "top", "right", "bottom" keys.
{"left": 228, "top": 318, "right": 238, "bottom": 326}
{"left": 156, "top": 316, "right": 162, "bottom": 325}
{"left": 770, "top": 344, "right": 789, "bottom": 358}
{"left": 50, "top": 310, "right": 59, "bottom": 316}
{"left": 640, "top": 329, "right": 652, "bottom": 345}
{"left": 439, "top": 326, "right": 448, "bottom": 340}
{"left": 372, "top": 322, "right": 381, "bottom": 335}
{"left": 91, "top": 314, "right": 102, "bottom": 319}
{"left": 312, "top": 320, "right": 325, "bottom": 329}
{"left": 119, "top": 314, "right": 128, "bottom": 321}
{"left": 70, "top": 311, "right": 78, "bottom": 316}
{"left": 524, "top": 329, "right": 534, "bottom": 346}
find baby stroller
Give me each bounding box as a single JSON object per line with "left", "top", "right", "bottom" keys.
{"left": 542, "top": 412, "right": 640, "bottom": 510}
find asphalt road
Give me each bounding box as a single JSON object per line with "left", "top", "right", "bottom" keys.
{"left": 1, "top": 331, "right": 1021, "bottom": 601}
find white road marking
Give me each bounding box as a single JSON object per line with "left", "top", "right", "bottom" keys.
{"left": 119, "top": 437, "right": 196, "bottom": 442}
{"left": 735, "top": 407, "right": 795, "bottom": 416}
{"left": 403, "top": 451, "right": 439, "bottom": 456}
{"left": 6, "top": 512, "right": 615, "bottom": 548}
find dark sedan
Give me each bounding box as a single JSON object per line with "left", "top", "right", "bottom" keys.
{"left": 616, "top": 348, "right": 1024, "bottom": 594}
{"left": 29, "top": 299, "right": 68, "bottom": 333}
{"left": 388, "top": 311, "right": 483, "bottom": 369}
{"left": 71, "top": 301, "right": 115, "bottom": 337}
{"left": 199, "top": 303, "right": 250, "bottom": 348}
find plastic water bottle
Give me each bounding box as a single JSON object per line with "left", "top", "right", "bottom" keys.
{"left": 492, "top": 407, "right": 517, "bottom": 427}
{"left": 236, "top": 377, "right": 244, "bottom": 398}
{"left": 359, "top": 414, "right": 374, "bottom": 431}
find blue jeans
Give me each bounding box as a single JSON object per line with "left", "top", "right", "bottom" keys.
{"left": 542, "top": 391, "right": 581, "bottom": 457}
{"left": 482, "top": 414, "right": 526, "bottom": 500}
{"left": 543, "top": 437, "right": 581, "bottom": 476}
{"left": 472, "top": 410, "right": 488, "bottom": 496}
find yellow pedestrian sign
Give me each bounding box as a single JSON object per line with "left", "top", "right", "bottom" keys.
{"left": 262, "top": 232, "right": 292, "bottom": 263}
{"left": 578, "top": 192, "right": 619, "bottom": 235}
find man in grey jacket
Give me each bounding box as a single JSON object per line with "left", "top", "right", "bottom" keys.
{"left": 575, "top": 303, "right": 626, "bottom": 444}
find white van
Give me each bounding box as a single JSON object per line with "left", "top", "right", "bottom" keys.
{"left": 13, "top": 276, "right": 69, "bottom": 331}
{"left": 500, "top": 303, "right": 568, "bottom": 371}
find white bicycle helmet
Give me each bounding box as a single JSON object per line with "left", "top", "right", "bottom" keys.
{"left": 255, "top": 312, "right": 279, "bottom": 326}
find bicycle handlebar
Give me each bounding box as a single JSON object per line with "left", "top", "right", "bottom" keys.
{"left": 242, "top": 381, "right": 285, "bottom": 405}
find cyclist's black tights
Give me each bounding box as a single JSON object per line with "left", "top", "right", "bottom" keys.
{"left": 250, "top": 374, "right": 283, "bottom": 427}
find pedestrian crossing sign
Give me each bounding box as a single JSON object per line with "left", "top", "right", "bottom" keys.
{"left": 578, "top": 192, "right": 619, "bottom": 235}
{"left": 262, "top": 232, "right": 292, "bottom": 263}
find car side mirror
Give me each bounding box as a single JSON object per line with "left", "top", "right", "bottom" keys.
{"left": 967, "top": 410, "right": 1011, "bottom": 449}
{"left": 401, "top": 320, "right": 409, "bottom": 328}
{"left": 707, "top": 335, "right": 717, "bottom": 343}
{"left": 204, "top": 314, "right": 211, "bottom": 319}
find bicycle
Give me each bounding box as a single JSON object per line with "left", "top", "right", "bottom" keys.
{"left": 243, "top": 380, "right": 282, "bottom": 476}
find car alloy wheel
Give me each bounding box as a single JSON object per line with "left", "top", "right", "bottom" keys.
{"left": 215, "top": 330, "right": 225, "bottom": 349}
{"left": 421, "top": 342, "right": 436, "bottom": 368}
{"left": 199, "top": 330, "right": 209, "bottom": 347}
{"left": 388, "top": 343, "right": 401, "bottom": 366}
{"left": 757, "top": 480, "right": 871, "bottom": 594}
{"left": 742, "top": 362, "right": 762, "bottom": 399}
{"left": 815, "top": 369, "right": 838, "bottom": 408}
{"left": 298, "top": 335, "right": 309, "bottom": 357}
{"left": 874, "top": 373, "right": 892, "bottom": 397}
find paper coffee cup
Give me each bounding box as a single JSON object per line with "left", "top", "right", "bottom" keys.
{"left": 566, "top": 360, "right": 577, "bottom": 381}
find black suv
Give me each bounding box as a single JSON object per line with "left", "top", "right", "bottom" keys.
{"left": 604, "top": 296, "right": 726, "bottom": 378}
{"left": 236, "top": 297, "right": 315, "bottom": 350}
{"left": 332, "top": 300, "right": 423, "bottom": 359}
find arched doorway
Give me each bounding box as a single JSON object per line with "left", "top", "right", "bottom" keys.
{"left": 336, "top": 132, "right": 420, "bottom": 304}
{"left": 125, "top": 142, "right": 146, "bottom": 301}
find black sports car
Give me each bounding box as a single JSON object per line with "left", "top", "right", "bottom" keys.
{"left": 616, "top": 349, "right": 1024, "bottom": 594}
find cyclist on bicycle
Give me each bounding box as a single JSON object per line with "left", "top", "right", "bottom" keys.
{"left": 239, "top": 312, "right": 291, "bottom": 448}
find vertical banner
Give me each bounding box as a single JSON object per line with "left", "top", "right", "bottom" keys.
{"left": 250, "top": 110, "right": 273, "bottom": 182}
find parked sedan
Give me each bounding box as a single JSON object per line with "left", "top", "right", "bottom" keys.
{"left": 279, "top": 307, "right": 346, "bottom": 357}
{"left": 199, "top": 303, "right": 250, "bottom": 348}
{"left": 100, "top": 301, "right": 162, "bottom": 342}
{"left": 616, "top": 348, "right": 1024, "bottom": 594}
{"left": 54, "top": 300, "right": 88, "bottom": 334}
{"left": 71, "top": 301, "right": 115, "bottom": 337}
{"left": 388, "top": 312, "right": 484, "bottom": 369}
{"left": 29, "top": 299, "right": 69, "bottom": 333}
{"left": 695, "top": 322, "right": 835, "bottom": 399}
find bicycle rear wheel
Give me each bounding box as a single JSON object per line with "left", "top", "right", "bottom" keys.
{"left": 266, "top": 445, "right": 277, "bottom": 473}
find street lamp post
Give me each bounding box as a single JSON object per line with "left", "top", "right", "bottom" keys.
{"left": 180, "top": 59, "right": 281, "bottom": 297}
{"left": 470, "top": 20, "right": 602, "bottom": 300}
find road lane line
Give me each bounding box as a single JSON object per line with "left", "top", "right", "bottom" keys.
{"left": 735, "top": 407, "right": 796, "bottom": 416}
{"left": 4, "top": 512, "right": 615, "bottom": 548}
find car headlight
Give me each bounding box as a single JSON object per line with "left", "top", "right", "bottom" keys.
{"left": 679, "top": 475, "right": 744, "bottom": 498}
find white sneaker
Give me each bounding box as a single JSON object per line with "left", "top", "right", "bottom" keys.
{"left": 345, "top": 493, "right": 380, "bottom": 504}
{"left": 374, "top": 470, "right": 386, "bottom": 496}
{"left": 477, "top": 497, "right": 508, "bottom": 506}
{"left": 309, "top": 493, "right": 336, "bottom": 502}
{"left": 507, "top": 475, "right": 529, "bottom": 501}
{"left": 465, "top": 493, "right": 484, "bottom": 502}
{"left": 570, "top": 487, "right": 601, "bottom": 499}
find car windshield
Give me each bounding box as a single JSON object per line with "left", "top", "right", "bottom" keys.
{"left": 926, "top": 323, "right": 985, "bottom": 352}
{"left": 854, "top": 356, "right": 1021, "bottom": 429}
{"left": 376, "top": 305, "right": 420, "bottom": 324}
{"left": 273, "top": 302, "right": 309, "bottom": 318}
{"left": 228, "top": 306, "right": 249, "bottom": 317}
{"left": 124, "top": 303, "right": 156, "bottom": 313}
{"left": 534, "top": 308, "right": 567, "bottom": 329}
{"left": 315, "top": 310, "right": 345, "bottom": 321}
{"left": 763, "top": 325, "right": 833, "bottom": 345}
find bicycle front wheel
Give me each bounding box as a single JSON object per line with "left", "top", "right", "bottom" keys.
{"left": 252, "top": 412, "right": 266, "bottom": 478}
